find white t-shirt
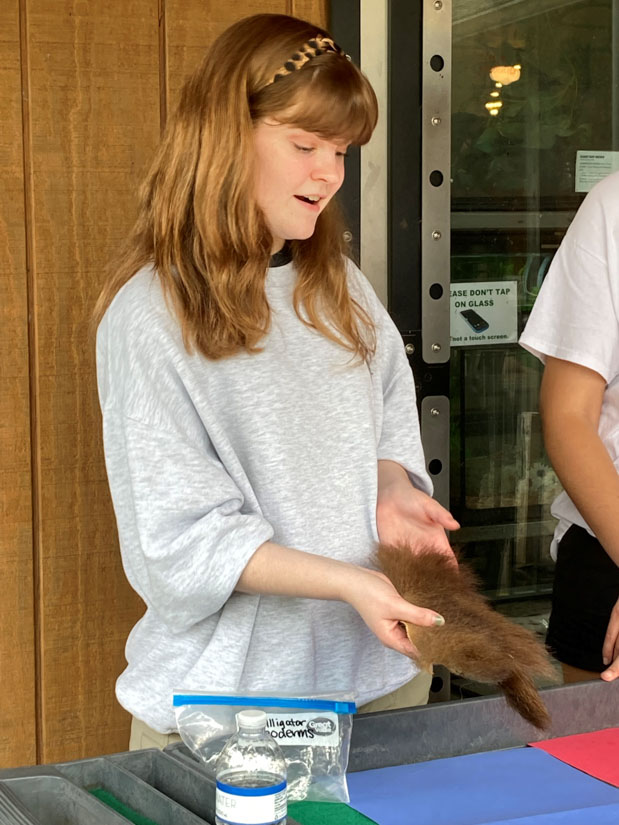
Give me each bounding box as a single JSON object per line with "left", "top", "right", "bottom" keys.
{"left": 97, "top": 258, "right": 431, "bottom": 732}
{"left": 519, "top": 171, "right": 619, "bottom": 557}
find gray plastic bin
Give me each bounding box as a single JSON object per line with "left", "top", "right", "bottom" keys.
{"left": 56, "top": 756, "right": 209, "bottom": 825}
{"left": 0, "top": 809, "right": 25, "bottom": 825}
{"left": 0, "top": 788, "right": 34, "bottom": 825}
{"left": 164, "top": 741, "right": 205, "bottom": 771}
{"left": 0, "top": 774, "right": 130, "bottom": 825}
{"left": 0, "top": 749, "right": 302, "bottom": 825}
{"left": 108, "top": 749, "right": 217, "bottom": 824}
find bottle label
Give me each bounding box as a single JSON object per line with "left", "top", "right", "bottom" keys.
{"left": 216, "top": 780, "right": 287, "bottom": 825}
{"left": 265, "top": 711, "right": 339, "bottom": 747}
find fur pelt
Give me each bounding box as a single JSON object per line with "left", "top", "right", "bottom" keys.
{"left": 377, "top": 544, "right": 558, "bottom": 729}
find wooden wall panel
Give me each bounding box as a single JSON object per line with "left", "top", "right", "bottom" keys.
{"left": 164, "top": 0, "right": 328, "bottom": 114}
{"left": 24, "top": 0, "right": 159, "bottom": 762}
{"left": 292, "top": 0, "right": 328, "bottom": 27}
{"left": 165, "top": 0, "right": 291, "bottom": 113}
{"left": 0, "top": 0, "right": 37, "bottom": 769}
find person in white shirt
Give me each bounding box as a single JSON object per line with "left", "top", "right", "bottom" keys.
{"left": 94, "top": 13, "right": 459, "bottom": 746}
{"left": 520, "top": 171, "right": 619, "bottom": 684}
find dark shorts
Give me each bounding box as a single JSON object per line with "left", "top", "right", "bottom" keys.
{"left": 546, "top": 524, "right": 619, "bottom": 672}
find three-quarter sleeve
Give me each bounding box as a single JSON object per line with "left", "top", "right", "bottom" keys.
{"left": 97, "top": 276, "right": 274, "bottom": 634}
{"left": 102, "top": 412, "right": 274, "bottom": 633}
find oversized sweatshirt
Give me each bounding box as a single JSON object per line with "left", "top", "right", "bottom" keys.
{"left": 96, "top": 258, "right": 432, "bottom": 732}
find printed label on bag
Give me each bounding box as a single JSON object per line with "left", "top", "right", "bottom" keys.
{"left": 216, "top": 781, "right": 286, "bottom": 825}
{"left": 265, "top": 711, "right": 339, "bottom": 747}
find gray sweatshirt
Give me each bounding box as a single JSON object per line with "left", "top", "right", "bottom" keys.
{"left": 97, "top": 258, "right": 432, "bottom": 732}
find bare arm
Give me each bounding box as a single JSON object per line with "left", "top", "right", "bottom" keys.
{"left": 540, "top": 357, "right": 619, "bottom": 565}
{"left": 236, "top": 540, "right": 445, "bottom": 659}
{"left": 540, "top": 356, "right": 619, "bottom": 679}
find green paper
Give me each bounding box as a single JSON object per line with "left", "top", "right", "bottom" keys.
{"left": 89, "top": 787, "right": 162, "bottom": 825}
{"left": 288, "top": 800, "right": 379, "bottom": 825}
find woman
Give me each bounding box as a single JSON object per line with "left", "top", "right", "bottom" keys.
{"left": 95, "top": 13, "right": 458, "bottom": 748}
{"left": 520, "top": 170, "right": 619, "bottom": 685}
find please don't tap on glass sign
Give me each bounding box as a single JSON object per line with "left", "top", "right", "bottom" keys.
{"left": 450, "top": 281, "right": 518, "bottom": 347}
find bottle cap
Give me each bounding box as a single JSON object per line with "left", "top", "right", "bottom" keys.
{"left": 236, "top": 709, "right": 268, "bottom": 729}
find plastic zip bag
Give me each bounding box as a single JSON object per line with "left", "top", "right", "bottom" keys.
{"left": 173, "top": 690, "right": 356, "bottom": 803}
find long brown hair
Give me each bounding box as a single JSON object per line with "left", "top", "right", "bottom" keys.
{"left": 94, "top": 14, "right": 379, "bottom": 361}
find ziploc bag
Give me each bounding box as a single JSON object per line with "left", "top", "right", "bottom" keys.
{"left": 173, "top": 691, "right": 356, "bottom": 803}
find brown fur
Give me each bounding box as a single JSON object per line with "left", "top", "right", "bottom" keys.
{"left": 377, "top": 545, "right": 558, "bottom": 729}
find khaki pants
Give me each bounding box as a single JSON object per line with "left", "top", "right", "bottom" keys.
{"left": 130, "top": 716, "right": 182, "bottom": 751}
{"left": 357, "top": 669, "right": 432, "bottom": 713}
{"left": 129, "top": 670, "right": 432, "bottom": 751}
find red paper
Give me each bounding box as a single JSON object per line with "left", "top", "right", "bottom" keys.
{"left": 529, "top": 727, "right": 619, "bottom": 787}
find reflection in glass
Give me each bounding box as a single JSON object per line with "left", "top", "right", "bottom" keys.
{"left": 449, "top": 1, "right": 614, "bottom": 657}
{"left": 452, "top": 0, "right": 613, "bottom": 208}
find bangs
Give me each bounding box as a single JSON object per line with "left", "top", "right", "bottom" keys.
{"left": 252, "top": 55, "right": 378, "bottom": 146}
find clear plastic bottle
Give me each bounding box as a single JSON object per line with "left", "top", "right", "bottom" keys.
{"left": 215, "top": 709, "right": 287, "bottom": 825}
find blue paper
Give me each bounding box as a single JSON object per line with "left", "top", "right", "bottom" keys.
{"left": 484, "top": 804, "right": 619, "bottom": 824}
{"left": 347, "top": 747, "right": 619, "bottom": 825}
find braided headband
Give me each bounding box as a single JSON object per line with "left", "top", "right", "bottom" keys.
{"left": 265, "top": 34, "right": 351, "bottom": 87}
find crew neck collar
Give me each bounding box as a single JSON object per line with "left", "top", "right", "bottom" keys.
{"left": 269, "top": 243, "right": 292, "bottom": 268}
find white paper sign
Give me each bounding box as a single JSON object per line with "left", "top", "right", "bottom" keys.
{"left": 265, "top": 712, "right": 339, "bottom": 747}
{"left": 575, "top": 151, "right": 619, "bottom": 192}
{"left": 450, "top": 281, "right": 518, "bottom": 347}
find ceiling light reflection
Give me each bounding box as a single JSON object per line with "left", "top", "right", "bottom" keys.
{"left": 489, "top": 65, "right": 521, "bottom": 85}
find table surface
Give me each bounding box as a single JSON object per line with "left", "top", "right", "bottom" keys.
{"left": 347, "top": 745, "right": 619, "bottom": 825}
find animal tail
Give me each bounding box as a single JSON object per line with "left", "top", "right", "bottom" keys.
{"left": 500, "top": 670, "right": 551, "bottom": 730}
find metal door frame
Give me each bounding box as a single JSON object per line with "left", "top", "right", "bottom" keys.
{"left": 333, "top": 0, "right": 453, "bottom": 509}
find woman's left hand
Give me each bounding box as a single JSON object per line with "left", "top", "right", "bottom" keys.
{"left": 601, "top": 596, "right": 619, "bottom": 681}
{"left": 377, "top": 460, "right": 459, "bottom": 560}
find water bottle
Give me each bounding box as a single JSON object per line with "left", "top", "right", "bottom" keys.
{"left": 215, "top": 709, "right": 287, "bottom": 825}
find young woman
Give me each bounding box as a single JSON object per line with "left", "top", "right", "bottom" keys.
{"left": 95, "top": 13, "right": 458, "bottom": 747}
{"left": 520, "top": 170, "right": 619, "bottom": 685}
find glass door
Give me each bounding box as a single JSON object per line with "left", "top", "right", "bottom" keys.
{"left": 337, "top": 0, "right": 617, "bottom": 699}
{"left": 449, "top": 0, "right": 617, "bottom": 668}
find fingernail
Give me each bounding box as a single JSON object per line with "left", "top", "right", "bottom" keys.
{"left": 603, "top": 657, "right": 610, "bottom": 665}
{"left": 433, "top": 614, "right": 445, "bottom": 627}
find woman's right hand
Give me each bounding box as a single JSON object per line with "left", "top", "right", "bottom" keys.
{"left": 237, "top": 540, "right": 444, "bottom": 660}
{"left": 343, "top": 566, "right": 444, "bottom": 659}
